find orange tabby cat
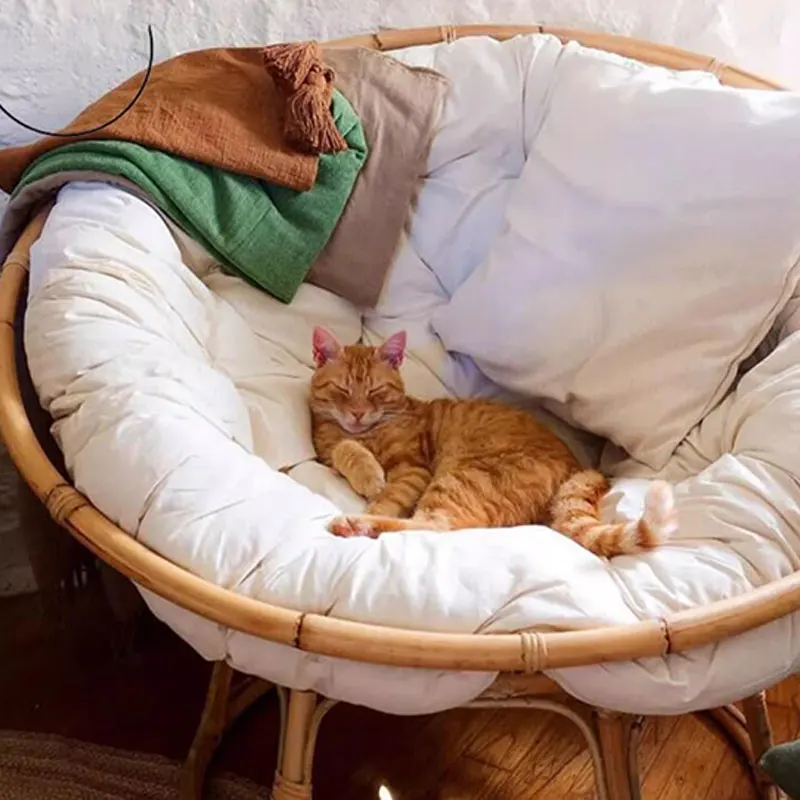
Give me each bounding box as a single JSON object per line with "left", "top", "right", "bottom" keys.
{"left": 309, "top": 327, "right": 676, "bottom": 557}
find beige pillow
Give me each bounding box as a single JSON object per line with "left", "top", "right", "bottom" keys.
{"left": 307, "top": 47, "right": 449, "bottom": 307}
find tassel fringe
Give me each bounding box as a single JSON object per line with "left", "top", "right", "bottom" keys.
{"left": 263, "top": 41, "right": 347, "bottom": 155}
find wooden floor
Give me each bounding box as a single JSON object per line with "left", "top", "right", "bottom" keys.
{"left": 1, "top": 587, "right": 798, "bottom": 800}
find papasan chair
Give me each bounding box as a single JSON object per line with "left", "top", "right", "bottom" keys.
{"left": 2, "top": 23, "right": 800, "bottom": 800}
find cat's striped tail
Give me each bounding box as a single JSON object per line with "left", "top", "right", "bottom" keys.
{"left": 549, "top": 470, "right": 676, "bottom": 558}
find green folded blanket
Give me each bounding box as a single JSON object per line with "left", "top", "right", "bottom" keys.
{"left": 15, "top": 90, "right": 367, "bottom": 303}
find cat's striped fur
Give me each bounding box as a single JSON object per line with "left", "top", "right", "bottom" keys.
{"left": 309, "top": 328, "right": 676, "bottom": 557}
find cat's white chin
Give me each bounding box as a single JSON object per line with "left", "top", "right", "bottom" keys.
{"left": 342, "top": 420, "right": 373, "bottom": 434}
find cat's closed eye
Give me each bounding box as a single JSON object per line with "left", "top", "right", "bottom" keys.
{"left": 317, "top": 380, "right": 349, "bottom": 397}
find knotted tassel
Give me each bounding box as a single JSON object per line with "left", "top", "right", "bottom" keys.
{"left": 263, "top": 41, "right": 348, "bottom": 155}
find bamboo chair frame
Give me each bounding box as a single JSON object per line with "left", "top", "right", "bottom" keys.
{"left": 0, "top": 23, "right": 790, "bottom": 800}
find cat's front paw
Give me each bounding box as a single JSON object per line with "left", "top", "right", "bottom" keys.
{"left": 349, "top": 468, "right": 385, "bottom": 500}
{"left": 327, "top": 515, "right": 380, "bottom": 539}
{"left": 331, "top": 440, "right": 385, "bottom": 499}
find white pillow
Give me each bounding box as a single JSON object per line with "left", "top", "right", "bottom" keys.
{"left": 433, "top": 41, "right": 800, "bottom": 469}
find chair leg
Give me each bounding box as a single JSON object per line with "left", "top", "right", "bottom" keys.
{"left": 742, "top": 692, "right": 781, "bottom": 800}
{"left": 271, "top": 688, "right": 338, "bottom": 800}
{"left": 181, "top": 661, "right": 234, "bottom": 800}
{"left": 594, "top": 709, "right": 643, "bottom": 800}
{"left": 181, "top": 661, "right": 273, "bottom": 800}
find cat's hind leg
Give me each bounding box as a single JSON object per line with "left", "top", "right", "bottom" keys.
{"left": 411, "top": 465, "right": 553, "bottom": 530}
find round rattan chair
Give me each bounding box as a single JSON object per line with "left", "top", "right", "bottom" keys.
{"left": 0, "top": 24, "right": 793, "bottom": 800}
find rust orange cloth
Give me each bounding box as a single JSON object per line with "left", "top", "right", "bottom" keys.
{"left": 0, "top": 45, "right": 343, "bottom": 194}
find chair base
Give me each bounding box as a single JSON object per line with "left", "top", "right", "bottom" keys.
{"left": 180, "top": 663, "right": 781, "bottom": 800}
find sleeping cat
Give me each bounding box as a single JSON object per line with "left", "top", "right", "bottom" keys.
{"left": 309, "top": 327, "right": 676, "bottom": 557}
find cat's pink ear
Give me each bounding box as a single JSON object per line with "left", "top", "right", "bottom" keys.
{"left": 377, "top": 331, "right": 406, "bottom": 369}
{"left": 312, "top": 326, "right": 342, "bottom": 367}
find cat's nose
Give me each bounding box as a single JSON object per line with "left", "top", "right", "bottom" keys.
{"left": 352, "top": 410, "right": 364, "bottom": 421}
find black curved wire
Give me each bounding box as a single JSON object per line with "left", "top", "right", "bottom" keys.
{"left": 0, "top": 25, "right": 154, "bottom": 138}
